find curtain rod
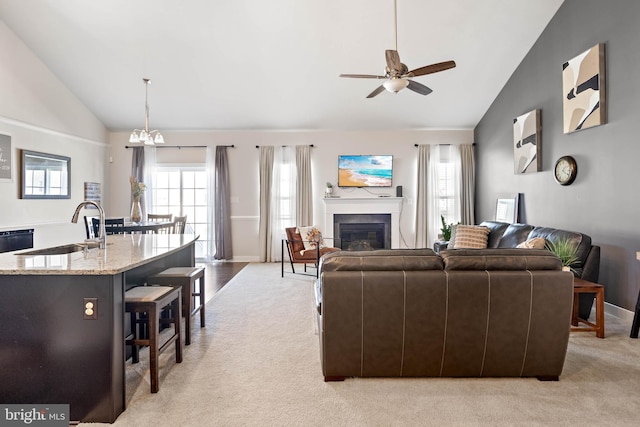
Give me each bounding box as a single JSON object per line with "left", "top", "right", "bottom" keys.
{"left": 255, "top": 144, "right": 314, "bottom": 148}
{"left": 125, "top": 145, "right": 235, "bottom": 149}
{"left": 413, "top": 143, "right": 475, "bottom": 147}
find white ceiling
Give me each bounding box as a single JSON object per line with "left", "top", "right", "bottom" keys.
{"left": 0, "top": 0, "right": 564, "bottom": 132}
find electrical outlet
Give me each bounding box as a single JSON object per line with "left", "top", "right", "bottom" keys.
{"left": 83, "top": 298, "right": 98, "bottom": 320}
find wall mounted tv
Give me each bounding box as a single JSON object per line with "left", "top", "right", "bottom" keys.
{"left": 338, "top": 155, "right": 393, "bottom": 187}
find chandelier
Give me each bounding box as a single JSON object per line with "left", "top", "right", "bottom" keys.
{"left": 129, "top": 78, "right": 165, "bottom": 145}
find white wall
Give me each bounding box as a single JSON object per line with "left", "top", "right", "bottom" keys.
{"left": 0, "top": 21, "right": 109, "bottom": 248}
{"left": 109, "top": 129, "right": 473, "bottom": 261}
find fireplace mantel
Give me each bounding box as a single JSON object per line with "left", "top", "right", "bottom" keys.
{"left": 323, "top": 197, "right": 403, "bottom": 248}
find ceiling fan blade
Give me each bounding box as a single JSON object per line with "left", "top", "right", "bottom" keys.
{"left": 366, "top": 85, "right": 386, "bottom": 98}
{"left": 385, "top": 50, "right": 402, "bottom": 72}
{"left": 408, "top": 60, "right": 456, "bottom": 77}
{"left": 406, "top": 80, "right": 433, "bottom": 96}
{"left": 339, "top": 73, "right": 386, "bottom": 79}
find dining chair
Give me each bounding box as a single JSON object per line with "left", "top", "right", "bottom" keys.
{"left": 93, "top": 217, "right": 125, "bottom": 236}
{"left": 84, "top": 216, "right": 97, "bottom": 239}
{"left": 148, "top": 213, "right": 173, "bottom": 222}
{"left": 148, "top": 213, "right": 174, "bottom": 234}
{"left": 173, "top": 215, "right": 187, "bottom": 234}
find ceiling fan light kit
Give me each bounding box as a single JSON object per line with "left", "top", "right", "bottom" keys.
{"left": 129, "top": 78, "right": 165, "bottom": 145}
{"left": 340, "top": 0, "right": 456, "bottom": 98}
{"left": 383, "top": 78, "right": 409, "bottom": 93}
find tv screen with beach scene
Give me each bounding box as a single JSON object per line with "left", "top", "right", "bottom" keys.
{"left": 338, "top": 155, "right": 393, "bottom": 187}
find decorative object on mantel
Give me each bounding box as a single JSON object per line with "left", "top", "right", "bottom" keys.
{"left": 129, "top": 176, "right": 146, "bottom": 223}
{"left": 129, "top": 78, "right": 165, "bottom": 145}
{"left": 562, "top": 43, "right": 606, "bottom": 133}
{"left": 325, "top": 182, "right": 334, "bottom": 198}
{"left": 513, "top": 109, "right": 541, "bottom": 173}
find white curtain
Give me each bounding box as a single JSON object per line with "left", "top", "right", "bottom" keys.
{"left": 258, "top": 146, "right": 274, "bottom": 262}
{"left": 296, "top": 145, "right": 313, "bottom": 227}
{"left": 414, "top": 144, "right": 430, "bottom": 248}
{"left": 269, "top": 146, "right": 296, "bottom": 262}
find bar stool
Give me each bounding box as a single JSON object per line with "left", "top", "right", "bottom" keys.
{"left": 148, "top": 267, "right": 206, "bottom": 345}
{"left": 125, "top": 285, "right": 183, "bottom": 393}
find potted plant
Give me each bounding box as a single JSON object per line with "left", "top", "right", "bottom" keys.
{"left": 440, "top": 215, "right": 453, "bottom": 242}
{"left": 546, "top": 238, "right": 580, "bottom": 273}
{"left": 325, "top": 182, "right": 334, "bottom": 198}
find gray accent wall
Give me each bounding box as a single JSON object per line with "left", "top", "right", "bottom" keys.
{"left": 475, "top": 0, "right": 640, "bottom": 312}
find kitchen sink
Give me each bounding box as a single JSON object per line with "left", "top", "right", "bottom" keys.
{"left": 17, "top": 242, "right": 96, "bottom": 256}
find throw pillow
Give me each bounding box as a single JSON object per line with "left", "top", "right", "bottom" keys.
{"left": 516, "top": 237, "right": 547, "bottom": 249}
{"left": 452, "top": 225, "right": 490, "bottom": 249}
{"left": 448, "top": 224, "right": 458, "bottom": 247}
{"left": 297, "top": 226, "right": 325, "bottom": 250}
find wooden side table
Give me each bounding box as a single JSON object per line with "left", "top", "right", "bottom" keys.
{"left": 572, "top": 278, "right": 605, "bottom": 338}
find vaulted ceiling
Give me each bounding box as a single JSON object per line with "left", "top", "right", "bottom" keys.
{"left": 0, "top": 0, "right": 564, "bottom": 131}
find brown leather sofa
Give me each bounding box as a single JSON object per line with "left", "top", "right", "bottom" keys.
{"left": 479, "top": 221, "right": 600, "bottom": 319}
{"left": 316, "top": 248, "right": 573, "bottom": 381}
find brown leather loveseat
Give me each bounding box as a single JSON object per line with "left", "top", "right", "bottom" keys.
{"left": 316, "top": 248, "right": 573, "bottom": 382}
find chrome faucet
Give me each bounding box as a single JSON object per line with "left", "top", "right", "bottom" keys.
{"left": 71, "top": 201, "right": 106, "bottom": 249}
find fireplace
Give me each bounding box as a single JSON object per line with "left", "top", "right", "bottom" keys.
{"left": 334, "top": 214, "right": 391, "bottom": 250}
{"left": 323, "top": 197, "right": 403, "bottom": 249}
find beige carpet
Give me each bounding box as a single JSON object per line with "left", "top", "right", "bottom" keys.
{"left": 81, "top": 263, "right": 640, "bottom": 426}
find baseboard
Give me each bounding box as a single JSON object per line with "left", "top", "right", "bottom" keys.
{"left": 229, "top": 256, "right": 260, "bottom": 262}
{"left": 605, "top": 302, "right": 635, "bottom": 322}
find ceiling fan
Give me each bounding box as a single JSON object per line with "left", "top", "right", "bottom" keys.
{"left": 339, "top": 0, "right": 456, "bottom": 98}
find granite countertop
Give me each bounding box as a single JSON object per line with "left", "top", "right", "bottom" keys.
{"left": 0, "top": 233, "right": 199, "bottom": 275}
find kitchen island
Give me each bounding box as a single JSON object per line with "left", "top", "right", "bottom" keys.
{"left": 0, "top": 233, "right": 199, "bottom": 423}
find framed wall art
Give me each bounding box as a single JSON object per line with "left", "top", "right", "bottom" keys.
{"left": 562, "top": 43, "right": 606, "bottom": 133}
{"left": 513, "top": 109, "right": 541, "bottom": 174}
{"left": 84, "top": 182, "right": 101, "bottom": 208}
{"left": 0, "top": 134, "right": 11, "bottom": 182}
{"left": 495, "top": 193, "right": 521, "bottom": 224}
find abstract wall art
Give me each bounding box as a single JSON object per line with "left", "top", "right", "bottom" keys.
{"left": 562, "top": 43, "right": 606, "bottom": 133}
{"left": 513, "top": 109, "right": 541, "bottom": 174}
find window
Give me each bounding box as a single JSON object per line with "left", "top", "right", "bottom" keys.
{"left": 152, "top": 166, "right": 208, "bottom": 259}
{"left": 431, "top": 145, "right": 461, "bottom": 240}
{"left": 269, "top": 147, "right": 296, "bottom": 261}
{"left": 436, "top": 160, "right": 458, "bottom": 225}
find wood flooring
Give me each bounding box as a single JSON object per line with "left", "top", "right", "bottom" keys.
{"left": 197, "top": 261, "right": 249, "bottom": 303}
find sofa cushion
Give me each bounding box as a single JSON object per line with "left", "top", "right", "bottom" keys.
{"left": 440, "top": 248, "right": 562, "bottom": 271}
{"left": 516, "top": 237, "right": 547, "bottom": 249}
{"left": 496, "top": 224, "right": 535, "bottom": 248}
{"left": 527, "top": 226, "right": 592, "bottom": 270}
{"left": 452, "top": 225, "right": 490, "bottom": 249}
{"left": 478, "top": 221, "right": 510, "bottom": 248}
{"left": 320, "top": 249, "right": 443, "bottom": 271}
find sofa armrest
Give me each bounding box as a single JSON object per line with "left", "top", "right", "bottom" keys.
{"left": 581, "top": 245, "right": 601, "bottom": 283}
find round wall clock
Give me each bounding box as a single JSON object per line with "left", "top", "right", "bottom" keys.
{"left": 554, "top": 155, "right": 578, "bottom": 185}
